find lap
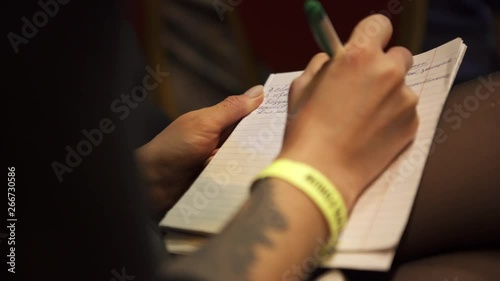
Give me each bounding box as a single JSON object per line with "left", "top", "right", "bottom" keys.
{"left": 390, "top": 250, "right": 500, "bottom": 281}
{"left": 394, "top": 72, "right": 500, "bottom": 263}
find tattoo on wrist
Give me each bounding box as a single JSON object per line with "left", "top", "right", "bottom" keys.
{"left": 168, "top": 179, "right": 289, "bottom": 281}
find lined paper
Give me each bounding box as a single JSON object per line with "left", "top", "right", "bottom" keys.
{"left": 335, "top": 38, "right": 467, "bottom": 252}
{"left": 161, "top": 71, "right": 301, "bottom": 233}
{"left": 161, "top": 38, "right": 466, "bottom": 270}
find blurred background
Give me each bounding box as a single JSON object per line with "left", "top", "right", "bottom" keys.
{"left": 127, "top": 0, "right": 499, "bottom": 120}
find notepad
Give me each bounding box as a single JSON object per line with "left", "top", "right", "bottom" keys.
{"left": 160, "top": 38, "right": 467, "bottom": 271}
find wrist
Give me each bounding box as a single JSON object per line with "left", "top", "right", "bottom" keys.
{"left": 252, "top": 178, "right": 330, "bottom": 260}
{"left": 255, "top": 159, "right": 349, "bottom": 254}
{"left": 277, "top": 149, "right": 360, "bottom": 212}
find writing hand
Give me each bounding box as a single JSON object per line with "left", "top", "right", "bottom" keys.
{"left": 281, "top": 14, "right": 418, "bottom": 209}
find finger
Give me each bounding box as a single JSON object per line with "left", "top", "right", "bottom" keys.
{"left": 289, "top": 53, "right": 330, "bottom": 113}
{"left": 288, "top": 76, "right": 308, "bottom": 112}
{"left": 386, "top": 46, "right": 413, "bottom": 73}
{"left": 303, "top": 53, "right": 330, "bottom": 77}
{"left": 345, "top": 14, "right": 393, "bottom": 51}
{"left": 204, "top": 85, "right": 264, "bottom": 130}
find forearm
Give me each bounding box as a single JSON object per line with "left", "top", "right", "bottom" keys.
{"left": 165, "top": 178, "right": 352, "bottom": 281}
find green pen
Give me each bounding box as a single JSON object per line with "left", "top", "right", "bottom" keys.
{"left": 304, "top": 0, "right": 343, "bottom": 58}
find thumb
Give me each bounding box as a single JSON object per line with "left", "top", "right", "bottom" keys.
{"left": 205, "top": 85, "right": 264, "bottom": 130}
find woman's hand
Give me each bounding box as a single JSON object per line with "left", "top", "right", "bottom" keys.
{"left": 136, "top": 86, "right": 264, "bottom": 217}
{"left": 280, "top": 14, "right": 418, "bottom": 209}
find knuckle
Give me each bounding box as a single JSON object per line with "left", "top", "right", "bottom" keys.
{"left": 347, "top": 44, "right": 371, "bottom": 59}
{"left": 222, "top": 95, "right": 245, "bottom": 114}
{"left": 337, "top": 48, "right": 364, "bottom": 69}
{"left": 346, "top": 31, "right": 377, "bottom": 55}
{"left": 290, "top": 77, "right": 307, "bottom": 93}
{"left": 223, "top": 95, "right": 242, "bottom": 107}
{"left": 343, "top": 45, "right": 378, "bottom": 68}
{"left": 404, "top": 90, "right": 419, "bottom": 109}
{"left": 180, "top": 110, "right": 209, "bottom": 132}
{"left": 380, "top": 60, "right": 405, "bottom": 83}
{"left": 178, "top": 111, "right": 198, "bottom": 124}
{"left": 187, "top": 110, "right": 204, "bottom": 124}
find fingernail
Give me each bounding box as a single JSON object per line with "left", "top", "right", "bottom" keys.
{"left": 244, "top": 85, "right": 264, "bottom": 98}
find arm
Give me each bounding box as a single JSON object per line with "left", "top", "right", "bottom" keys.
{"left": 164, "top": 14, "right": 417, "bottom": 281}
{"left": 166, "top": 178, "right": 333, "bottom": 281}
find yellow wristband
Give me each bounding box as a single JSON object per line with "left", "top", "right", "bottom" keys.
{"left": 255, "top": 159, "right": 348, "bottom": 256}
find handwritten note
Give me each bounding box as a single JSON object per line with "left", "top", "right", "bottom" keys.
{"left": 161, "top": 72, "right": 300, "bottom": 234}
{"left": 161, "top": 38, "right": 467, "bottom": 271}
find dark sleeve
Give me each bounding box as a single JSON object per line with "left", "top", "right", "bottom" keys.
{"left": 484, "top": 0, "right": 500, "bottom": 12}
{"left": 4, "top": 1, "right": 168, "bottom": 280}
